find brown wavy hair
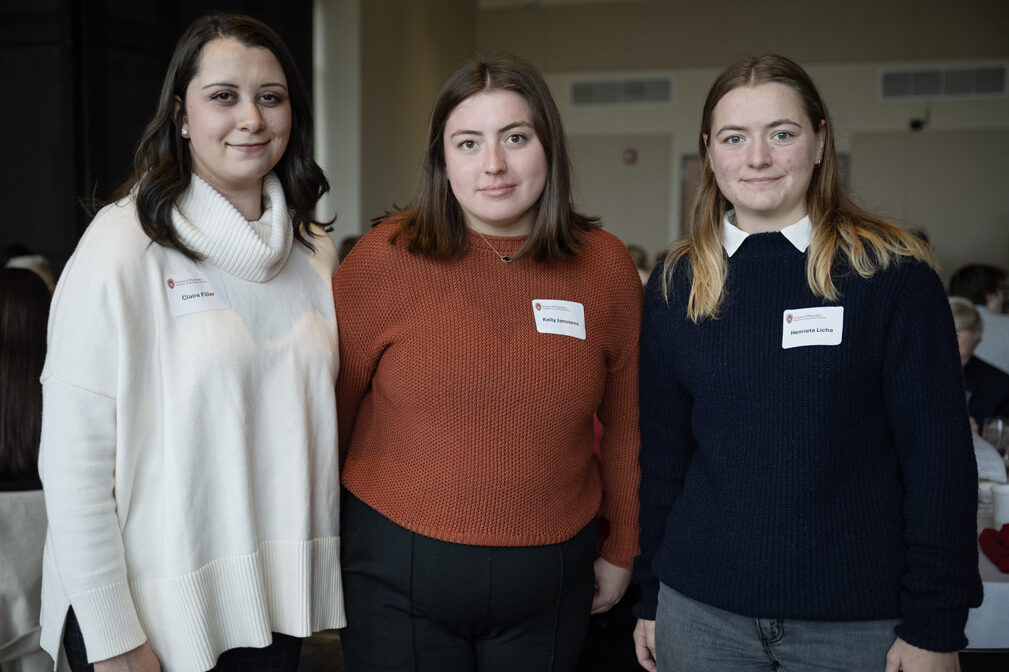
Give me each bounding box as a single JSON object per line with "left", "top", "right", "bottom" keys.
{"left": 111, "top": 13, "right": 329, "bottom": 259}
{"left": 0, "top": 269, "right": 50, "bottom": 479}
{"left": 663, "top": 53, "right": 935, "bottom": 321}
{"left": 389, "top": 54, "right": 598, "bottom": 262}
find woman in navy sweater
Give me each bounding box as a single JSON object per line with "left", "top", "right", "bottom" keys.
{"left": 633, "top": 54, "right": 982, "bottom": 672}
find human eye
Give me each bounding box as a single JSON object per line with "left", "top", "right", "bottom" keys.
{"left": 457, "top": 139, "right": 477, "bottom": 150}
{"left": 259, "top": 91, "right": 286, "bottom": 105}
{"left": 723, "top": 135, "right": 743, "bottom": 145}
{"left": 505, "top": 133, "right": 527, "bottom": 145}
{"left": 210, "top": 90, "right": 235, "bottom": 103}
{"left": 773, "top": 130, "right": 794, "bottom": 141}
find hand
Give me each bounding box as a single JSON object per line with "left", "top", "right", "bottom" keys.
{"left": 884, "top": 637, "right": 959, "bottom": 672}
{"left": 633, "top": 619, "right": 657, "bottom": 672}
{"left": 94, "top": 642, "right": 162, "bottom": 672}
{"left": 590, "top": 557, "right": 631, "bottom": 614}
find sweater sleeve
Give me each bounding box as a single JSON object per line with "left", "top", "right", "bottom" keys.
{"left": 882, "top": 261, "right": 983, "bottom": 651}
{"left": 594, "top": 248, "right": 643, "bottom": 570}
{"left": 38, "top": 212, "right": 147, "bottom": 662}
{"left": 632, "top": 267, "right": 697, "bottom": 620}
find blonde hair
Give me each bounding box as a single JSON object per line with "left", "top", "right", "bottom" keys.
{"left": 949, "top": 297, "right": 983, "bottom": 335}
{"left": 662, "top": 54, "right": 936, "bottom": 322}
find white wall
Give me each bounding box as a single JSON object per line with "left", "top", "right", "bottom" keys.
{"left": 313, "top": 0, "right": 361, "bottom": 245}
{"left": 547, "top": 60, "right": 1009, "bottom": 266}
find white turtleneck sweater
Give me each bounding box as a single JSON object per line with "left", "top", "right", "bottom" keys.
{"left": 38, "top": 174, "right": 343, "bottom": 672}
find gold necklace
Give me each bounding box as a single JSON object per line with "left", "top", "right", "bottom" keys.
{"left": 474, "top": 229, "right": 513, "bottom": 263}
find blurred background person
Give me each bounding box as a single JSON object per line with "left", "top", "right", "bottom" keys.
{"left": 950, "top": 297, "right": 1009, "bottom": 432}
{"left": 626, "top": 244, "right": 652, "bottom": 285}
{"left": 950, "top": 264, "right": 1009, "bottom": 375}
{"left": 38, "top": 13, "right": 343, "bottom": 672}
{"left": 2, "top": 244, "right": 55, "bottom": 293}
{"left": 333, "top": 54, "right": 642, "bottom": 672}
{"left": 0, "top": 268, "right": 53, "bottom": 672}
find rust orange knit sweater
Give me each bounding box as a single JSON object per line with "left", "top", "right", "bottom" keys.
{"left": 333, "top": 221, "right": 642, "bottom": 568}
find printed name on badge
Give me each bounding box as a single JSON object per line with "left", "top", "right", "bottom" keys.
{"left": 165, "top": 268, "right": 230, "bottom": 317}
{"left": 531, "top": 299, "right": 586, "bottom": 340}
{"left": 781, "top": 306, "right": 843, "bottom": 349}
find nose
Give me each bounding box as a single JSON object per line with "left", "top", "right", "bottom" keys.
{"left": 239, "top": 101, "right": 265, "bottom": 132}
{"left": 484, "top": 144, "right": 505, "bottom": 174}
{"left": 746, "top": 137, "right": 771, "bottom": 168}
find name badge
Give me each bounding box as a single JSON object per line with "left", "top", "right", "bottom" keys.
{"left": 781, "top": 306, "right": 843, "bottom": 349}
{"left": 532, "top": 299, "right": 586, "bottom": 340}
{"left": 165, "top": 268, "right": 230, "bottom": 317}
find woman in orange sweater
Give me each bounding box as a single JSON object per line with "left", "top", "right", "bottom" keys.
{"left": 332, "top": 54, "right": 642, "bottom": 671}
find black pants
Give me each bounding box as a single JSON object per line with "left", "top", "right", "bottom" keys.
{"left": 63, "top": 607, "right": 302, "bottom": 672}
{"left": 339, "top": 492, "right": 596, "bottom": 672}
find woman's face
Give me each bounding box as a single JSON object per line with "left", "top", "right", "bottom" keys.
{"left": 705, "top": 82, "right": 824, "bottom": 233}
{"left": 179, "top": 38, "right": 291, "bottom": 202}
{"left": 443, "top": 89, "right": 548, "bottom": 236}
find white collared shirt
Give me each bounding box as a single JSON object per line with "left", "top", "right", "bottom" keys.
{"left": 721, "top": 210, "right": 812, "bottom": 257}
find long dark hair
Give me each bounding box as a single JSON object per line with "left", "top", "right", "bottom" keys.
{"left": 0, "top": 269, "right": 51, "bottom": 479}
{"left": 111, "top": 13, "right": 329, "bottom": 259}
{"left": 390, "top": 54, "right": 598, "bottom": 262}
{"left": 662, "top": 53, "right": 933, "bottom": 321}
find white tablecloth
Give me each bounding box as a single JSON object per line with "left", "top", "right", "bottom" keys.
{"left": 965, "top": 519, "right": 1009, "bottom": 649}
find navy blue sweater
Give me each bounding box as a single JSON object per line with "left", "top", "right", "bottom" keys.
{"left": 634, "top": 232, "right": 982, "bottom": 652}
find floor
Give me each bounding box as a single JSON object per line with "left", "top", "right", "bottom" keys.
{"left": 299, "top": 630, "right": 345, "bottom": 672}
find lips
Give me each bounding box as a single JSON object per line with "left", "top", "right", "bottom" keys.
{"left": 229, "top": 142, "right": 269, "bottom": 153}
{"left": 479, "top": 184, "right": 517, "bottom": 197}
{"left": 742, "top": 177, "right": 782, "bottom": 185}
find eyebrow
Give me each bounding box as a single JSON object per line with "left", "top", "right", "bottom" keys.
{"left": 449, "top": 121, "right": 533, "bottom": 138}
{"left": 200, "top": 81, "right": 288, "bottom": 90}
{"left": 715, "top": 118, "right": 801, "bottom": 134}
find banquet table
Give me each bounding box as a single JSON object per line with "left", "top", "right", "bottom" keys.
{"left": 965, "top": 518, "right": 1009, "bottom": 649}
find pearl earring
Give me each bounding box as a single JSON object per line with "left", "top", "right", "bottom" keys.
{"left": 181, "top": 128, "right": 189, "bottom": 137}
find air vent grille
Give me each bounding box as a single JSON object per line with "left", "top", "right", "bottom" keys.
{"left": 571, "top": 76, "right": 673, "bottom": 106}
{"left": 880, "top": 64, "right": 1006, "bottom": 100}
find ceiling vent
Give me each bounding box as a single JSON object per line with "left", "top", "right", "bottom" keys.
{"left": 879, "top": 63, "right": 1007, "bottom": 100}
{"left": 571, "top": 76, "right": 673, "bottom": 107}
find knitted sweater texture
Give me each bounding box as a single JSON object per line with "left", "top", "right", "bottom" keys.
{"left": 634, "top": 231, "right": 982, "bottom": 652}
{"left": 39, "top": 175, "right": 344, "bottom": 672}
{"left": 333, "top": 222, "right": 642, "bottom": 567}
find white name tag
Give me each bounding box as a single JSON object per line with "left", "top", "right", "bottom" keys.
{"left": 165, "top": 268, "right": 230, "bottom": 317}
{"left": 532, "top": 299, "right": 586, "bottom": 340}
{"left": 781, "top": 306, "right": 843, "bottom": 349}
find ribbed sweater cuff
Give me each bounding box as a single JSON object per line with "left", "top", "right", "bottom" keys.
{"left": 72, "top": 581, "right": 146, "bottom": 663}
{"left": 894, "top": 607, "right": 969, "bottom": 652}
{"left": 632, "top": 579, "right": 659, "bottom": 621}
{"left": 600, "top": 526, "right": 639, "bottom": 570}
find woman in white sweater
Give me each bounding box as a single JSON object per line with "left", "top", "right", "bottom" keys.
{"left": 39, "top": 13, "right": 343, "bottom": 672}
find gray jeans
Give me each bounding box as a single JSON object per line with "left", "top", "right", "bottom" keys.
{"left": 655, "top": 583, "right": 900, "bottom": 672}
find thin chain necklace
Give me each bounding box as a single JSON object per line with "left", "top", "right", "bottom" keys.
{"left": 474, "top": 229, "right": 513, "bottom": 263}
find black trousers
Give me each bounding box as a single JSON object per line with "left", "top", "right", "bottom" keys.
{"left": 62, "top": 607, "right": 302, "bottom": 672}
{"left": 339, "top": 492, "right": 596, "bottom": 672}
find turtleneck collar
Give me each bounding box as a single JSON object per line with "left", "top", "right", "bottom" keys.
{"left": 721, "top": 209, "right": 812, "bottom": 257}
{"left": 173, "top": 173, "right": 293, "bottom": 282}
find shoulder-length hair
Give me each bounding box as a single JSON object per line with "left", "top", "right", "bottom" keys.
{"left": 0, "top": 269, "right": 51, "bottom": 479}
{"left": 390, "top": 54, "right": 598, "bottom": 262}
{"left": 111, "top": 12, "right": 329, "bottom": 259}
{"left": 663, "top": 53, "right": 935, "bottom": 321}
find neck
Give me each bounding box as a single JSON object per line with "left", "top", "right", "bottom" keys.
{"left": 735, "top": 209, "right": 806, "bottom": 235}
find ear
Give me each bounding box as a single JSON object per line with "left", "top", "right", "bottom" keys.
{"left": 174, "top": 95, "right": 187, "bottom": 134}
{"left": 702, "top": 133, "right": 709, "bottom": 150}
